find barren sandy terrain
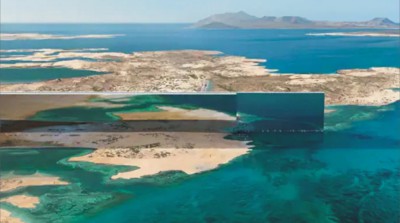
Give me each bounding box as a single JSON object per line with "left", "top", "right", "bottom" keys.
{"left": 1, "top": 50, "right": 398, "bottom": 106}
{"left": 0, "top": 209, "right": 23, "bottom": 223}
{"left": 1, "top": 195, "right": 39, "bottom": 208}
{"left": 0, "top": 174, "right": 68, "bottom": 193}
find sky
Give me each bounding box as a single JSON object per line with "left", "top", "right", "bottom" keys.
{"left": 1, "top": 0, "right": 399, "bottom": 23}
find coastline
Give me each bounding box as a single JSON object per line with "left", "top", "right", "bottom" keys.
{"left": 1, "top": 195, "right": 39, "bottom": 209}
{"left": 116, "top": 106, "right": 236, "bottom": 121}
{"left": 0, "top": 173, "right": 69, "bottom": 193}
{"left": 307, "top": 32, "right": 400, "bottom": 37}
{"left": 0, "top": 174, "right": 67, "bottom": 222}
{"left": 70, "top": 147, "right": 250, "bottom": 179}
{"left": 0, "top": 128, "right": 252, "bottom": 180}
{"left": 0, "top": 50, "right": 398, "bottom": 106}
{"left": 213, "top": 67, "right": 400, "bottom": 106}
{"left": 0, "top": 209, "right": 24, "bottom": 223}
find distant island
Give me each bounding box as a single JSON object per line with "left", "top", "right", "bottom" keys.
{"left": 193, "top": 11, "right": 400, "bottom": 29}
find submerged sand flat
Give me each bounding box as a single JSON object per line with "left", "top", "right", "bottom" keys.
{"left": 1, "top": 195, "right": 39, "bottom": 209}
{"left": 0, "top": 33, "right": 124, "bottom": 41}
{"left": 0, "top": 95, "right": 90, "bottom": 120}
{"left": 116, "top": 106, "right": 236, "bottom": 121}
{"left": 0, "top": 209, "right": 23, "bottom": 223}
{"left": 0, "top": 50, "right": 398, "bottom": 106}
{"left": 0, "top": 174, "right": 68, "bottom": 193}
{"left": 0, "top": 94, "right": 138, "bottom": 121}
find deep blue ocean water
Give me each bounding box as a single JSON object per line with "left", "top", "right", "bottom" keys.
{"left": 1, "top": 24, "right": 400, "bottom": 74}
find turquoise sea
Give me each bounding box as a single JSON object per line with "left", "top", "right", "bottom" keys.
{"left": 1, "top": 99, "right": 399, "bottom": 222}
{"left": 0, "top": 68, "right": 104, "bottom": 83}
{"left": 1, "top": 24, "right": 400, "bottom": 83}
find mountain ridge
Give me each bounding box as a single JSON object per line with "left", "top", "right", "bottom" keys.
{"left": 193, "top": 11, "right": 399, "bottom": 29}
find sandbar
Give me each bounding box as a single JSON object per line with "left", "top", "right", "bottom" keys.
{"left": 3, "top": 128, "right": 245, "bottom": 150}
{"left": 1, "top": 127, "right": 251, "bottom": 180}
{"left": 0, "top": 209, "right": 23, "bottom": 223}
{"left": 116, "top": 106, "right": 236, "bottom": 121}
{"left": 70, "top": 147, "right": 250, "bottom": 179}
{"left": 0, "top": 174, "right": 68, "bottom": 193}
{"left": 0, "top": 195, "right": 39, "bottom": 209}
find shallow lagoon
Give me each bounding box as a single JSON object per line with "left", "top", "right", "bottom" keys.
{"left": 1, "top": 102, "right": 399, "bottom": 223}
{"left": 0, "top": 68, "right": 105, "bottom": 83}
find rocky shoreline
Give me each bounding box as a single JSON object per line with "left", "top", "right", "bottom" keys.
{"left": 1, "top": 50, "right": 398, "bottom": 106}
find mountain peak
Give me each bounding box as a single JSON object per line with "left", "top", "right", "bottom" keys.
{"left": 213, "top": 11, "right": 258, "bottom": 21}
{"left": 193, "top": 12, "right": 399, "bottom": 29}
{"left": 194, "top": 11, "right": 258, "bottom": 28}
{"left": 236, "top": 11, "right": 250, "bottom": 15}
{"left": 370, "top": 17, "right": 393, "bottom": 22}
{"left": 367, "top": 17, "right": 398, "bottom": 26}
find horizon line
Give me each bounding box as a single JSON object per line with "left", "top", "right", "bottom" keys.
{"left": 0, "top": 22, "right": 194, "bottom": 25}
{"left": 1, "top": 11, "right": 398, "bottom": 25}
